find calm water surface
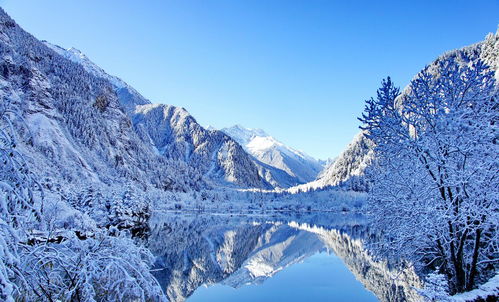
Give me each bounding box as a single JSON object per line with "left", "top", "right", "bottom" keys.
{"left": 147, "top": 211, "right": 421, "bottom": 302}
{"left": 189, "top": 252, "right": 378, "bottom": 302}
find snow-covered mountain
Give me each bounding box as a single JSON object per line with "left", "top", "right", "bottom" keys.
{"left": 133, "top": 105, "right": 269, "bottom": 188}
{"left": 0, "top": 8, "right": 276, "bottom": 190}
{"left": 316, "top": 131, "right": 373, "bottom": 188}
{"left": 43, "top": 42, "right": 149, "bottom": 115}
{"left": 221, "top": 125, "right": 324, "bottom": 187}
{"left": 291, "top": 29, "right": 499, "bottom": 193}
{"left": 289, "top": 132, "right": 373, "bottom": 192}
{"left": 44, "top": 44, "right": 273, "bottom": 189}
{"left": 0, "top": 8, "right": 208, "bottom": 192}
{"left": 3, "top": 5, "right": 496, "bottom": 194}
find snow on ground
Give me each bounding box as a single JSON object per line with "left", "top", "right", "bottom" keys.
{"left": 451, "top": 273, "right": 499, "bottom": 302}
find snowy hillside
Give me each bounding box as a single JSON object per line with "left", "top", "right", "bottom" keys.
{"left": 292, "top": 29, "right": 499, "bottom": 193}
{"left": 0, "top": 9, "right": 207, "bottom": 192}
{"left": 222, "top": 125, "right": 324, "bottom": 187}
{"left": 289, "top": 132, "right": 373, "bottom": 192}
{"left": 133, "top": 105, "right": 269, "bottom": 188}
{"left": 5, "top": 21, "right": 272, "bottom": 190}
{"left": 314, "top": 131, "right": 373, "bottom": 189}
{"left": 43, "top": 41, "right": 150, "bottom": 114}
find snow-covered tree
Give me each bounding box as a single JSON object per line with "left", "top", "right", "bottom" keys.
{"left": 0, "top": 99, "right": 44, "bottom": 301}
{"left": 361, "top": 57, "right": 498, "bottom": 293}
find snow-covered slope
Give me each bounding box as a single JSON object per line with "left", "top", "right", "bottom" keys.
{"left": 222, "top": 125, "right": 323, "bottom": 187}
{"left": 43, "top": 43, "right": 128, "bottom": 89}
{"left": 315, "top": 131, "right": 373, "bottom": 189}
{"left": 44, "top": 43, "right": 269, "bottom": 189}
{"left": 133, "top": 105, "right": 269, "bottom": 188}
{"left": 289, "top": 132, "right": 373, "bottom": 192}
{"left": 43, "top": 42, "right": 149, "bottom": 114}
{"left": 0, "top": 8, "right": 205, "bottom": 192}
{"left": 0, "top": 8, "right": 269, "bottom": 191}
{"left": 291, "top": 29, "right": 499, "bottom": 193}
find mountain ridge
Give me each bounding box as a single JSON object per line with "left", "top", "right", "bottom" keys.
{"left": 221, "top": 125, "right": 324, "bottom": 187}
{"left": 0, "top": 8, "right": 271, "bottom": 191}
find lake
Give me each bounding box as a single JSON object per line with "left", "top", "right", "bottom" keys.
{"left": 147, "top": 211, "right": 422, "bottom": 302}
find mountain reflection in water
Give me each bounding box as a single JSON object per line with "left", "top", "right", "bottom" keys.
{"left": 147, "top": 211, "right": 422, "bottom": 302}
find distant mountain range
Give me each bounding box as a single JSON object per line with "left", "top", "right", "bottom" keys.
{"left": 0, "top": 8, "right": 272, "bottom": 192}
{"left": 221, "top": 125, "right": 324, "bottom": 187}
{"left": 0, "top": 8, "right": 322, "bottom": 191}
{"left": 1, "top": 7, "right": 497, "bottom": 193}
{"left": 36, "top": 26, "right": 330, "bottom": 189}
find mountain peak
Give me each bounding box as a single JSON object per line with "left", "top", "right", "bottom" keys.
{"left": 67, "top": 47, "right": 86, "bottom": 58}
{"left": 225, "top": 125, "right": 269, "bottom": 142}
{"left": 221, "top": 125, "right": 323, "bottom": 185}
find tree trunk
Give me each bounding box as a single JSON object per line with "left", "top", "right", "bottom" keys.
{"left": 466, "top": 228, "right": 481, "bottom": 291}
{"left": 448, "top": 222, "right": 466, "bottom": 292}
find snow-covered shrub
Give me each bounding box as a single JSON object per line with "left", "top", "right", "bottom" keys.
{"left": 108, "top": 184, "right": 151, "bottom": 238}
{"left": 418, "top": 273, "right": 451, "bottom": 302}
{"left": 68, "top": 184, "right": 152, "bottom": 238}
{"left": 20, "top": 232, "right": 166, "bottom": 302}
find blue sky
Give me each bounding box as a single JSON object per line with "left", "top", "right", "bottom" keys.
{"left": 1, "top": 1, "right": 497, "bottom": 159}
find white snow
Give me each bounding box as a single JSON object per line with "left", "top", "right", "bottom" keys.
{"left": 451, "top": 273, "right": 499, "bottom": 301}
{"left": 221, "top": 125, "right": 324, "bottom": 185}
{"left": 44, "top": 42, "right": 128, "bottom": 89}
